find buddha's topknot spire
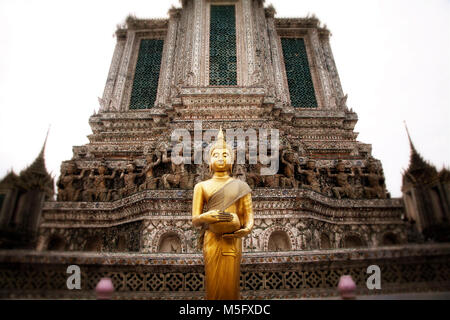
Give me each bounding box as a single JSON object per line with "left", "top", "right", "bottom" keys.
{"left": 216, "top": 127, "right": 227, "bottom": 149}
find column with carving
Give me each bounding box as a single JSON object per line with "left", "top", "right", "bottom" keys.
{"left": 308, "top": 28, "right": 335, "bottom": 109}
{"left": 320, "top": 31, "right": 345, "bottom": 109}
{"left": 252, "top": 0, "right": 276, "bottom": 96}
{"left": 99, "top": 31, "right": 126, "bottom": 112}
{"left": 156, "top": 8, "right": 180, "bottom": 106}
{"left": 170, "top": 1, "right": 189, "bottom": 98}
{"left": 241, "top": 0, "right": 257, "bottom": 86}
{"left": 171, "top": 0, "right": 196, "bottom": 91}
{"left": 111, "top": 29, "right": 136, "bottom": 111}
{"left": 187, "top": 0, "right": 205, "bottom": 86}
{"left": 266, "top": 7, "right": 289, "bottom": 105}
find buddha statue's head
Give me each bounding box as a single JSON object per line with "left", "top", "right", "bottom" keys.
{"left": 209, "top": 128, "right": 233, "bottom": 174}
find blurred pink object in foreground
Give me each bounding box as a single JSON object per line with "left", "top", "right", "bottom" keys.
{"left": 338, "top": 275, "right": 356, "bottom": 299}
{"left": 95, "top": 277, "right": 114, "bottom": 300}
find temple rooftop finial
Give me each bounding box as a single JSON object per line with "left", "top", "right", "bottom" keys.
{"left": 404, "top": 121, "right": 417, "bottom": 155}
{"left": 403, "top": 121, "right": 437, "bottom": 186}
{"left": 17, "top": 128, "right": 54, "bottom": 197}
{"left": 39, "top": 126, "right": 50, "bottom": 159}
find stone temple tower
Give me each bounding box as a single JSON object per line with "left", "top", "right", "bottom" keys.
{"left": 43, "top": 0, "right": 406, "bottom": 254}
{"left": 1, "top": 1, "right": 449, "bottom": 299}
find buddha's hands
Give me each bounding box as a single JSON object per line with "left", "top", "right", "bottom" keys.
{"left": 200, "top": 210, "right": 233, "bottom": 225}
{"left": 222, "top": 228, "right": 251, "bottom": 239}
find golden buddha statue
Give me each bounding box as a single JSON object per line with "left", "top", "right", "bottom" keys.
{"left": 192, "top": 128, "right": 254, "bottom": 300}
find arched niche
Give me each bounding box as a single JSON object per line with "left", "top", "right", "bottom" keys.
{"left": 381, "top": 232, "right": 399, "bottom": 246}
{"left": 47, "top": 235, "right": 66, "bottom": 251}
{"left": 268, "top": 231, "right": 291, "bottom": 251}
{"left": 320, "top": 233, "right": 331, "bottom": 249}
{"left": 116, "top": 234, "right": 128, "bottom": 252}
{"left": 342, "top": 234, "right": 364, "bottom": 248}
{"left": 158, "top": 232, "right": 182, "bottom": 253}
{"left": 84, "top": 236, "right": 103, "bottom": 252}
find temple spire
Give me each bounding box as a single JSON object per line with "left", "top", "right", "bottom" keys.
{"left": 404, "top": 121, "right": 415, "bottom": 152}
{"left": 38, "top": 126, "right": 50, "bottom": 161}
{"left": 404, "top": 121, "right": 421, "bottom": 160}
{"left": 26, "top": 127, "right": 49, "bottom": 175}
{"left": 403, "top": 121, "right": 437, "bottom": 185}
{"left": 404, "top": 122, "right": 426, "bottom": 170}
{"left": 18, "top": 128, "right": 54, "bottom": 197}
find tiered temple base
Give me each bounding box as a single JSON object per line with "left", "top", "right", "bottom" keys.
{"left": 38, "top": 188, "right": 407, "bottom": 253}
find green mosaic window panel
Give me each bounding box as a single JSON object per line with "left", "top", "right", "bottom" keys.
{"left": 281, "top": 38, "right": 318, "bottom": 108}
{"left": 129, "top": 39, "right": 164, "bottom": 110}
{"left": 209, "top": 5, "right": 237, "bottom": 86}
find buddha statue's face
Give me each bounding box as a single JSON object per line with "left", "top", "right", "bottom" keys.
{"left": 210, "top": 147, "right": 232, "bottom": 173}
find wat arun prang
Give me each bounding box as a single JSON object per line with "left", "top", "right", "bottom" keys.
{"left": 0, "top": 0, "right": 449, "bottom": 299}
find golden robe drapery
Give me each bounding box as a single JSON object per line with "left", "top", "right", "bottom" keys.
{"left": 194, "top": 179, "right": 253, "bottom": 300}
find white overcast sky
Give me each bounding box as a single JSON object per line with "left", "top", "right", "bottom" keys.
{"left": 0, "top": 0, "right": 449, "bottom": 198}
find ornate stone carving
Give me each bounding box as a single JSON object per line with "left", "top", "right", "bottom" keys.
{"left": 119, "top": 161, "right": 141, "bottom": 198}
{"left": 358, "top": 160, "right": 387, "bottom": 199}
{"left": 280, "top": 145, "right": 300, "bottom": 189}
{"left": 112, "top": 30, "right": 135, "bottom": 111}
{"left": 327, "top": 160, "right": 356, "bottom": 199}
{"left": 100, "top": 36, "right": 126, "bottom": 112}
{"left": 92, "top": 161, "right": 118, "bottom": 202}
{"left": 139, "top": 151, "right": 162, "bottom": 191}
{"left": 57, "top": 163, "right": 85, "bottom": 202}
{"left": 298, "top": 159, "right": 321, "bottom": 193}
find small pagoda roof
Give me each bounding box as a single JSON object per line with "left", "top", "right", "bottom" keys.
{"left": 0, "top": 132, "right": 54, "bottom": 198}
{"left": 0, "top": 171, "right": 20, "bottom": 189}
{"left": 402, "top": 124, "right": 438, "bottom": 187}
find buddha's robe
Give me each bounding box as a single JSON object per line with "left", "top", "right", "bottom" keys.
{"left": 193, "top": 179, "right": 253, "bottom": 300}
